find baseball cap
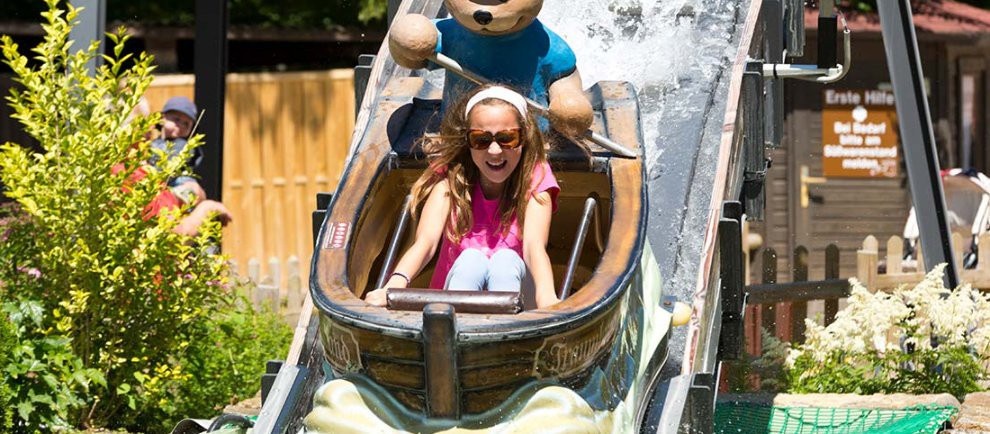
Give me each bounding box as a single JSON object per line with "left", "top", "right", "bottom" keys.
{"left": 162, "top": 96, "right": 198, "bottom": 121}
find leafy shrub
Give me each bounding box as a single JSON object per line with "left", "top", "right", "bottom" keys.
{"left": 0, "top": 302, "right": 15, "bottom": 432}
{"left": 2, "top": 299, "right": 104, "bottom": 433}
{"left": 773, "top": 265, "right": 990, "bottom": 399}
{"left": 139, "top": 299, "right": 292, "bottom": 432}
{"left": 0, "top": 1, "right": 230, "bottom": 429}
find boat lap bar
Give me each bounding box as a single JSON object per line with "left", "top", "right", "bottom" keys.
{"left": 376, "top": 194, "right": 414, "bottom": 289}
{"left": 423, "top": 303, "right": 459, "bottom": 419}
{"left": 387, "top": 288, "right": 523, "bottom": 314}
{"left": 560, "top": 195, "right": 599, "bottom": 300}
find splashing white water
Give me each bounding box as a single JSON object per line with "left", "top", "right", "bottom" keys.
{"left": 541, "top": 0, "right": 736, "bottom": 170}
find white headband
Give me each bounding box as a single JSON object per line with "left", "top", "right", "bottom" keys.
{"left": 464, "top": 86, "right": 528, "bottom": 118}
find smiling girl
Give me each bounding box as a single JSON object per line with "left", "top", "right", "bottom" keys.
{"left": 365, "top": 85, "right": 559, "bottom": 309}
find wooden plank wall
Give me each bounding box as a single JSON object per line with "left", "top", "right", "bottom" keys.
{"left": 144, "top": 70, "right": 355, "bottom": 293}
{"left": 794, "top": 108, "right": 910, "bottom": 280}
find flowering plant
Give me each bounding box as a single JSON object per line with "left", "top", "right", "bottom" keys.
{"left": 784, "top": 264, "right": 990, "bottom": 398}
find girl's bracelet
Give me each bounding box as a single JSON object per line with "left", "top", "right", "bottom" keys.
{"left": 390, "top": 271, "right": 410, "bottom": 286}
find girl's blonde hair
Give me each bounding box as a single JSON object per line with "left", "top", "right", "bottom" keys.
{"left": 409, "top": 84, "right": 549, "bottom": 244}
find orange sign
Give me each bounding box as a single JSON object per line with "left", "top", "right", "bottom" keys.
{"left": 822, "top": 89, "right": 900, "bottom": 178}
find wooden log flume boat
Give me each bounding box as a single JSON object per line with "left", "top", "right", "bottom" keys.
{"left": 308, "top": 2, "right": 671, "bottom": 430}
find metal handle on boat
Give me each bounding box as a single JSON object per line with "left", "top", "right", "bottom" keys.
{"left": 429, "top": 53, "right": 639, "bottom": 159}
{"left": 376, "top": 194, "right": 414, "bottom": 289}
{"left": 560, "top": 196, "right": 598, "bottom": 300}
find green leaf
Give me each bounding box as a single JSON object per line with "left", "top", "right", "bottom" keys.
{"left": 16, "top": 401, "right": 34, "bottom": 421}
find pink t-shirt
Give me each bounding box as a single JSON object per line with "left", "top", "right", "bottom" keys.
{"left": 429, "top": 162, "right": 559, "bottom": 289}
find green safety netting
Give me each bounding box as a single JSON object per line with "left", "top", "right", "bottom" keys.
{"left": 714, "top": 402, "right": 958, "bottom": 433}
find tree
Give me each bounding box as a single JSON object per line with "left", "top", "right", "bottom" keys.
{"left": 1, "top": 0, "right": 385, "bottom": 29}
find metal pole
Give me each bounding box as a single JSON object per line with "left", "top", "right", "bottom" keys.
{"left": 194, "top": 0, "right": 229, "bottom": 202}
{"left": 69, "top": 0, "right": 105, "bottom": 74}
{"left": 817, "top": 0, "right": 837, "bottom": 69}
{"left": 877, "top": 0, "right": 958, "bottom": 288}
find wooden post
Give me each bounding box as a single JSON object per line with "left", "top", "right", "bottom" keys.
{"left": 286, "top": 256, "right": 303, "bottom": 325}
{"left": 824, "top": 244, "right": 840, "bottom": 325}
{"left": 762, "top": 248, "right": 779, "bottom": 341}
{"left": 268, "top": 256, "right": 282, "bottom": 302}
{"left": 977, "top": 233, "right": 990, "bottom": 286}
{"left": 248, "top": 258, "right": 261, "bottom": 283}
{"left": 886, "top": 236, "right": 903, "bottom": 275}
{"left": 742, "top": 231, "right": 760, "bottom": 356}
{"left": 952, "top": 232, "right": 965, "bottom": 273}
{"left": 857, "top": 235, "right": 879, "bottom": 291}
{"left": 780, "top": 246, "right": 808, "bottom": 343}
{"left": 423, "top": 303, "right": 459, "bottom": 419}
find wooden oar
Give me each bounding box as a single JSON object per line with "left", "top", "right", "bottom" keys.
{"left": 429, "top": 53, "right": 639, "bottom": 159}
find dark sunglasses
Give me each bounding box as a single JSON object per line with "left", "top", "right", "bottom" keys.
{"left": 466, "top": 128, "right": 523, "bottom": 150}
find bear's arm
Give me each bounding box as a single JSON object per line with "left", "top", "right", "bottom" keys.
{"left": 541, "top": 30, "right": 579, "bottom": 87}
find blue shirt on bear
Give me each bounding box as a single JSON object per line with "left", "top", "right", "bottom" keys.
{"left": 432, "top": 18, "right": 577, "bottom": 120}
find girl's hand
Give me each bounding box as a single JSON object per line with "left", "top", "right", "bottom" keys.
{"left": 365, "top": 288, "right": 389, "bottom": 307}
{"left": 365, "top": 274, "right": 411, "bottom": 307}
{"left": 535, "top": 291, "right": 559, "bottom": 309}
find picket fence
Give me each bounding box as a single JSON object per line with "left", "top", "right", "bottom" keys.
{"left": 855, "top": 233, "right": 990, "bottom": 292}
{"left": 231, "top": 256, "right": 309, "bottom": 326}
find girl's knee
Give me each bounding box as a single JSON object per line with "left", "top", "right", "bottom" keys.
{"left": 458, "top": 248, "right": 488, "bottom": 262}
{"left": 489, "top": 249, "right": 524, "bottom": 268}
{"left": 445, "top": 248, "right": 489, "bottom": 290}
{"left": 487, "top": 249, "right": 525, "bottom": 292}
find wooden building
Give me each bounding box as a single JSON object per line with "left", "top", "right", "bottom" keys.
{"left": 753, "top": 1, "right": 990, "bottom": 282}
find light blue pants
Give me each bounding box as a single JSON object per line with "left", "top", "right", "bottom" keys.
{"left": 444, "top": 248, "right": 525, "bottom": 292}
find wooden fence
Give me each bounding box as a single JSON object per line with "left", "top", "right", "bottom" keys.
{"left": 744, "top": 245, "right": 849, "bottom": 353}
{"left": 1, "top": 70, "right": 354, "bottom": 292}
{"left": 731, "top": 234, "right": 990, "bottom": 391}
{"left": 232, "top": 256, "right": 309, "bottom": 326}
{"left": 856, "top": 233, "right": 990, "bottom": 292}
{"left": 727, "top": 245, "right": 850, "bottom": 391}
{"left": 145, "top": 70, "right": 355, "bottom": 292}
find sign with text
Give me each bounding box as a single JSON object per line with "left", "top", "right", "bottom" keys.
{"left": 822, "top": 89, "right": 900, "bottom": 178}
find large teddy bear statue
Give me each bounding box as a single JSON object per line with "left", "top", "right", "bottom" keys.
{"left": 388, "top": 0, "right": 593, "bottom": 138}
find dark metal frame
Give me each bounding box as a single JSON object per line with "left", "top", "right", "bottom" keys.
{"left": 69, "top": 0, "right": 106, "bottom": 73}
{"left": 877, "top": 0, "right": 959, "bottom": 288}
{"left": 718, "top": 202, "right": 745, "bottom": 361}
{"left": 376, "top": 194, "right": 413, "bottom": 289}
{"left": 742, "top": 62, "right": 768, "bottom": 220}
{"left": 194, "top": 0, "right": 229, "bottom": 201}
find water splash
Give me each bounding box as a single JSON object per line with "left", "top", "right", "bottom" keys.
{"left": 542, "top": 0, "right": 736, "bottom": 172}
{"left": 544, "top": 0, "right": 743, "bottom": 367}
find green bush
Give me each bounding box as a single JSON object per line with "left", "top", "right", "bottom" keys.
{"left": 0, "top": 303, "right": 15, "bottom": 432}
{"left": 2, "top": 299, "right": 103, "bottom": 433}
{"left": 142, "top": 300, "right": 292, "bottom": 432}
{"left": 0, "top": 1, "right": 231, "bottom": 430}
{"left": 744, "top": 265, "right": 990, "bottom": 399}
